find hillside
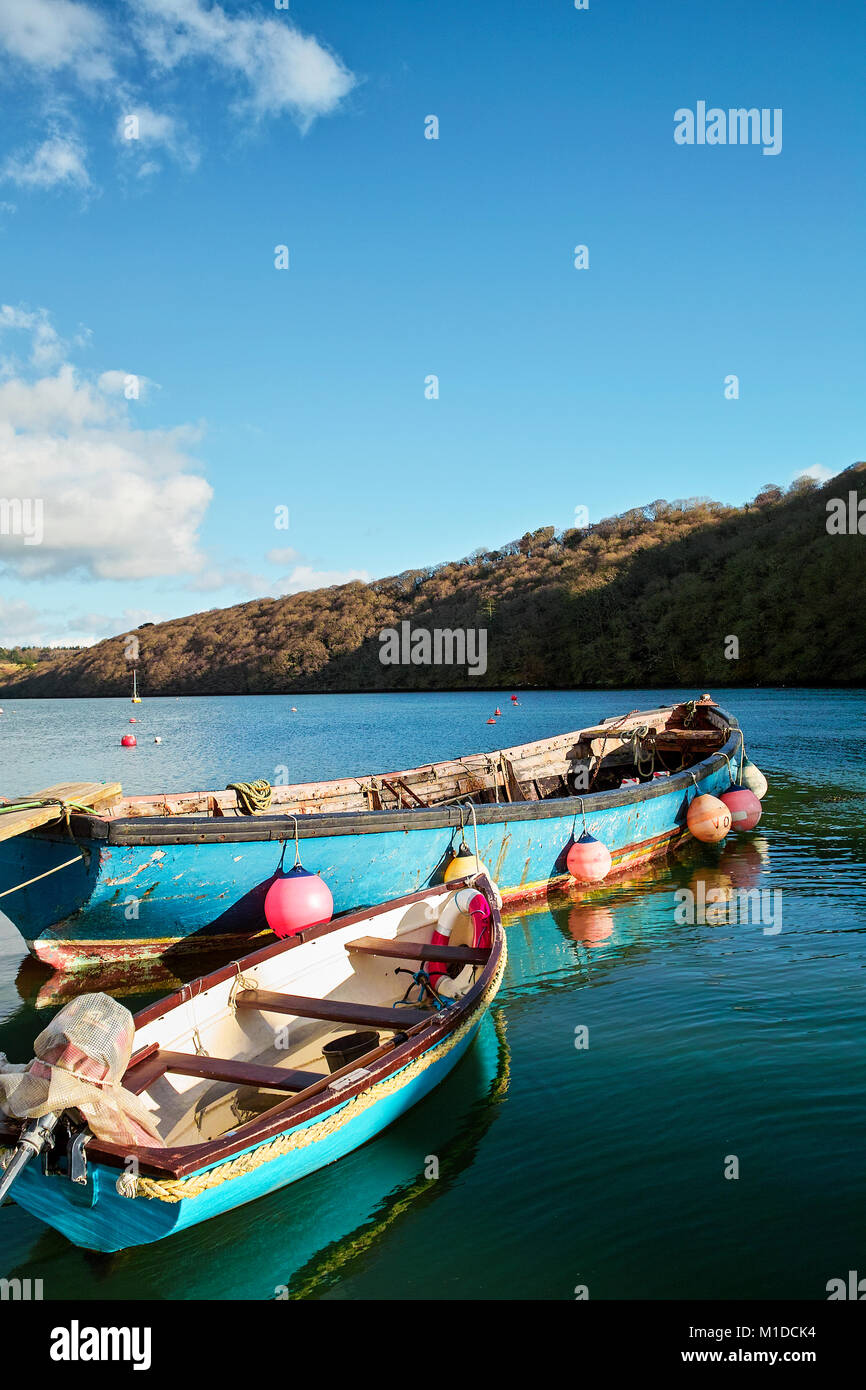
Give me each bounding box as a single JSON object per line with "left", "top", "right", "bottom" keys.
{"left": 2, "top": 464, "right": 864, "bottom": 696}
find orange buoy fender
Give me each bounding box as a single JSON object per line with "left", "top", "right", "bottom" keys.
{"left": 687, "top": 793, "right": 732, "bottom": 843}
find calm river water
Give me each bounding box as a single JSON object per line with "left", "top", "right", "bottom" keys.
{"left": 0, "top": 688, "right": 863, "bottom": 1299}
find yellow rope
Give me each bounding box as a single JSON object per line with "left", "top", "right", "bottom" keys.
{"left": 123, "top": 944, "right": 507, "bottom": 1204}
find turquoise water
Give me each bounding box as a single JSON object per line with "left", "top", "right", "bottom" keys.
{"left": 1, "top": 688, "right": 864, "bottom": 1298}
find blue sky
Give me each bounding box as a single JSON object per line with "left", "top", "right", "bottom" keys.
{"left": 0, "top": 0, "right": 863, "bottom": 646}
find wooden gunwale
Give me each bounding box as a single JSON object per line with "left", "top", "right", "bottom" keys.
{"left": 94, "top": 707, "right": 739, "bottom": 847}
{"left": 0, "top": 877, "right": 503, "bottom": 1180}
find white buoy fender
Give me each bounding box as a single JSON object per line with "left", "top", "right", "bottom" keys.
{"left": 740, "top": 758, "right": 769, "bottom": 800}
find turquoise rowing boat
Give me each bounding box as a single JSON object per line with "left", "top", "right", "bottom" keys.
{"left": 0, "top": 876, "right": 505, "bottom": 1251}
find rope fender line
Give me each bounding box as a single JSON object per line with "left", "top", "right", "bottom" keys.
{"left": 117, "top": 942, "right": 507, "bottom": 1204}
{"left": 0, "top": 855, "right": 85, "bottom": 900}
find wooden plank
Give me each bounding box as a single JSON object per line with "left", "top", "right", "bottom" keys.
{"left": 502, "top": 756, "right": 526, "bottom": 802}
{"left": 0, "top": 782, "right": 122, "bottom": 843}
{"left": 394, "top": 778, "right": 427, "bottom": 808}
{"left": 346, "top": 935, "right": 489, "bottom": 965}
{"left": 535, "top": 774, "right": 567, "bottom": 798}
{"left": 234, "top": 989, "right": 430, "bottom": 1031}
{"left": 124, "top": 1048, "right": 321, "bottom": 1096}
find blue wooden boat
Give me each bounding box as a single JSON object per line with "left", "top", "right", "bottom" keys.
{"left": 0, "top": 876, "right": 505, "bottom": 1252}
{"left": 0, "top": 696, "right": 752, "bottom": 970}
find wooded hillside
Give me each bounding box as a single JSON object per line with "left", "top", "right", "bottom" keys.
{"left": 2, "top": 464, "right": 863, "bottom": 695}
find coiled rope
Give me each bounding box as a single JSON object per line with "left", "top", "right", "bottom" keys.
{"left": 226, "top": 780, "right": 272, "bottom": 815}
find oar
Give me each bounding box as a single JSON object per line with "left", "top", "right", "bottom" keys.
{"left": 0, "top": 1112, "right": 59, "bottom": 1202}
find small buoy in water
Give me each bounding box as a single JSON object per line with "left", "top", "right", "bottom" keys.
{"left": 129, "top": 718, "right": 137, "bottom": 724}
{"left": 687, "top": 793, "right": 731, "bottom": 843}
{"left": 486, "top": 717, "right": 497, "bottom": 724}
{"left": 121, "top": 734, "right": 137, "bottom": 748}
{"left": 154, "top": 736, "right": 162, "bottom": 744}
{"left": 264, "top": 865, "right": 333, "bottom": 938}
{"left": 494, "top": 707, "right": 502, "bottom": 716}
{"left": 291, "top": 706, "right": 298, "bottom": 712}
{"left": 510, "top": 695, "right": 519, "bottom": 704}
{"left": 566, "top": 832, "right": 612, "bottom": 882}
{"left": 720, "top": 786, "right": 762, "bottom": 831}
{"left": 740, "top": 757, "right": 768, "bottom": 800}
{"left": 444, "top": 840, "right": 489, "bottom": 883}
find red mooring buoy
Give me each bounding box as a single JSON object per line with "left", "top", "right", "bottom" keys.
{"left": 121, "top": 734, "right": 137, "bottom": 747}
{"left": 264, "top": 866, "right": 334, "bottom": 939}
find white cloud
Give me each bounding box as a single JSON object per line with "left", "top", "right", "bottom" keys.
{"left": 272, "top": 565, "right": 371, "bottom": 596}
{"left": 0, "top": 600, "right": 168, "bottom": 648}
{"left": 0, "top": 304, "right": 67, "bottom": 369}
{"left": 98, "top": 369, "right": 157, "bottom": 400}
{"left": 0, "top": 597, "right": 44, "bottom": 641}
{"left": 1, "top": 133, "right": 90, "bottom": 191}
{"left": 794, "top": 464, "right": 833, "bottom": 484}
{"left": 115, "top": 105, "right": 199, "bottom": 172}
{"left": 0, "top": 309, "right": 212, "bottom": 582}
{"left": 0, "top": 364, "right": 110, "bottom": 428}
{"left": 0, "top": 0, "right": 356, "bottom": 200}
{"left": 186, "top": 565, "right": 268, "bottom": 594}
{"left": 132, "top": 0, "right": 356, "bottom": 129}
{"left": 266, "top": 546, "right": 299, "bottom": 566}
{"left": 0, "top": 0, "right": 115, "bottom": 84}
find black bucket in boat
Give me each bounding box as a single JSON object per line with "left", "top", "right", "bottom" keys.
{"left": 322, "top": 1030, "right": 380, "bottom": 1074}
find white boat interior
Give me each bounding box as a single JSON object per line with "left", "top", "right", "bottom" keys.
{"left": 123, "top": 888, "right": 490, "bottom": 1147}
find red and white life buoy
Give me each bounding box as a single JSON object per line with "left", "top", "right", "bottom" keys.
{"left": 425, "top": 888, "right": 492, "bottom": 996}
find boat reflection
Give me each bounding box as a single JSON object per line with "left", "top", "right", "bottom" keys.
{"left": 15, "top": 942, "right": 246, "bottom": 1011}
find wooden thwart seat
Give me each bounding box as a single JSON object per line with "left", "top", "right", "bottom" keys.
{"left": 346, "top": 935, "right": 489, "bottom": 966}
{"left": 124, "top": 1047, "right": 321, "bottom": 1096}
{"left": 234, "top": 989, "right": 430, "bottom": 1031}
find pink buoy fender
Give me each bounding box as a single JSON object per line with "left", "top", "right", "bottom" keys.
{"left": 687, "top": 793, "right": 732, "bottom": 843}
{"left": 425, "top": 888, "right": 492, "bottom": 995}
{"left": 566, "top": 832, "right": 613, "bottom": 883}
{"left": 720, "top": 786, "right": 762, "bottom": 831}
{"left": 264, "top": 865, "right": 334, "bottom": 939}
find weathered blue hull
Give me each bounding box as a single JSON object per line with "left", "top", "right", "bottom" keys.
{"left": 0, "top": 713, "right": 742, "bottom": 969}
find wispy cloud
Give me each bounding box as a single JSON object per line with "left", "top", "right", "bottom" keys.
{"left": 0, "top": 0, "right": 115, "bottom": 85}
{"left": 793, "top": 464, "right": 834, "bottom": 484}
{"left": 271, "top": 565, "right": 372, "bottom": 596}
{"left": 131, "top": 0, "right": 356, "bottom": 130}
{"left": 0, "top": 133, "right": 90, "bottom": 191}
{"left": 0, "top": 0, "right": 357, "bottom": 197}
{"left": 114, "top": 104, "right": 200, "bottom": 176}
